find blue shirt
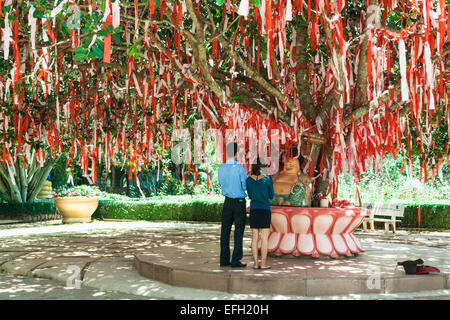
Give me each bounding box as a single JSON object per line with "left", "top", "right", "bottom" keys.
{"left": 218, "top": 160, "right": 247, "bottom": 199}
{"left": 246, "top": 176, "right": 274, "bottom": 211}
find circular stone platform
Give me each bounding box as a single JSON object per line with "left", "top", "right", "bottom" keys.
{"left": 135, "top": 239, "right": 450, "bottom": 297}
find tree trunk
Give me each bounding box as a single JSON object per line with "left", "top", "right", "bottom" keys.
{"left": 311, "top": 142, "right": 332, "bottom": 199}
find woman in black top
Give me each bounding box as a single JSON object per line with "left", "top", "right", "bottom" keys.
{"left": 246, "top": 158, "right": 274, "bottom": 269}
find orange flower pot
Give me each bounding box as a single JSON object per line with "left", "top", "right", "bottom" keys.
{"left": 54, "top": 197, "right": 100, "bottom": 224}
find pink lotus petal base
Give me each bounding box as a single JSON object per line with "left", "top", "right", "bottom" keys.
{"left": 268, "top": 206, "right": 370, "bottom": 258}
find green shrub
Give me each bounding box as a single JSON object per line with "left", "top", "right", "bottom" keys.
{"left": 93, "top": 197, "right": 224, "bottom": 222}
{"left": 0, "top": 191, "right": 7, "bottom": 204}
{"left": 95, "top": 199, "right": 449, "bottom": 229}
{"left": 400, "top": 205, "right": 450, "bottom": 229}
{"left": 49, "top": 155, "right": 69, "bottom": 188}
{"left": 0, "top": 199, "right": 58, "bottom": 217}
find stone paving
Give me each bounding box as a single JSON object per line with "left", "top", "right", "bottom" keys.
{"left": 0, "top": 219, "right": 449, "bottom": 300}
{"left": 135, "top": 240, "right": 450, "bottom": 296}
{"left": 0, "top": 271, "right": 148, "bottom": 300}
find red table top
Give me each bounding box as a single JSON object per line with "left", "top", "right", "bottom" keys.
{"left": 247, "top": 206, "right": 370, "bottom": 217}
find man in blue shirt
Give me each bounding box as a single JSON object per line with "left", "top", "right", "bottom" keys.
{"left": 218, "top": 142, "right": 248, "bottom": 268}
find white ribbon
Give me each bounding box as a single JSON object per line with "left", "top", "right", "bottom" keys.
{"left": 112, "top": 0, "right": 121, "bottom": 28}
{"left": 29, "top": 7, "right": 38, "bottom": 59}
{"left": 399, "top": 39, "right": 409, "bottom": 102}
{"left": 51, "top": 0, "right": 68, "bottom": 17}
{"left": 286, "top": 0, "right": 293, "bottom": 21}
{"left": 259, "top": 0, "right": 266, "bottom": 35}
{"left": 424, "top": 43, "right": 433, "bottom": 87}
{"left": 3, "top": 13, "right": 11, "bottom": 60}
{"left": 237, "top": 0, "right": 250, "bottom": 17}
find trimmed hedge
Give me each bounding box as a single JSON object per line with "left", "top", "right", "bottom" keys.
{"left": 400, "top": 205, "right": 450, "bottom": 229}
{"left": 93, "top": 199, "right": 224, "bottom": 222}
{"left": 0, "top": 196, "right": 225, "bottom": 223}
{"left": 0, "top": 199, "right": 61, "bottom": 221}
{"left": 0, "top": 199, "right": 57, "bottom": 216}
{"left": 95, "top": 200, "right": 449, "bottom": 229}
{"left": 1, "top": 197, "right": 448, "bottom": 229}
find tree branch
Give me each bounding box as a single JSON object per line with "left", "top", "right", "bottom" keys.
{"left": 217, "top": 32, "right": 303, "bottom": 124}
{"left": 295, "top": 24, "right": 317, "bottom": 123}
{"left": 184, "top": 0, "right": 226, "bottom": 103}
{"left": 345, "top": 80, "right": 402, "bottom": 125}
{"left": 433, "top": 42, "right": 450, "bottom": 63}
{"left": 354, "top": 0, "right": 380, "bottom": 109}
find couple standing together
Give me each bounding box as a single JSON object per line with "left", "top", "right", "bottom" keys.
{"left": 218, "top": 143, "right": 274, "bottom": 270}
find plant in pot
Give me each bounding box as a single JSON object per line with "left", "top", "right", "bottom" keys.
{"left": 53, "top": 185, "right": 102, "bottom": 223}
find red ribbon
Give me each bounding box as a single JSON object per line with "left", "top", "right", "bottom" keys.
{"left": 418, "top": 206, "right": 421, "bottom": 233}
{"left": 103, "top": 1, "right": 112, "bottom": 63}
{"left": 149, "top": 0, "right": 155, "bottom": 15}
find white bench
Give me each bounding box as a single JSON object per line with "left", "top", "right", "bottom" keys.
{"left": 362, "top": 203, "right": 405, "bottom": 233}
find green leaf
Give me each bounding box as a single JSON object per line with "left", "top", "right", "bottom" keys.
{"left": 72, "top": 54, "right": 86, "bottom": 61}
{"left": 33, "top": 9, "right": 45, "bottom": 18}
{"left": 91, "top": 45, "right": 104, "bottom": 59}
{"left": 113, "top": 26, "right": 123, "bottom": 34}
{"left": 82, "top": 34, "right": 93, "bottom": 46}
{"left": 215, "top": 0, "right": 225, "bottom": 5}
{"left": 112, "top": 34, "right": 122, "bottom": 43}
{"left": 88, "top": 51, "right": 97, "bottom": 59}
{"left": 97, "top": 29, "right": 109, "bottom": 37}
{"left": 95, "top": 38, "right": 105, "bottom": 47}
{"left": 251, "top": 0, "right": 260, "bottom": 6}
{"left": 74, "top": 46, "right": 87, "bottom": 55}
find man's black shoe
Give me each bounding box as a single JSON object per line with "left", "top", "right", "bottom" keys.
{"left": 231, "top": 262, "right": 247, "bottom": 268}
{"left": 220, "top": 263, "right": 231, "bottom": 267}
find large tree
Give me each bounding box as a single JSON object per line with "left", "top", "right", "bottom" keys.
{"left": 0, "top": 0, "right": 448, "bottom": 202}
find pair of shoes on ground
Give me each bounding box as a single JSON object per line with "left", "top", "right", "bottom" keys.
{"left": 220, "top": 261, "right": 247, "bottom": 268}
{"left": 253, "top": 262, "right": 271, "bottom": 270}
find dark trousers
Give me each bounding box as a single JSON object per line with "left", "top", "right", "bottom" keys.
{"left": 220, "top": 197, "right": 246, "bottom": 266}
